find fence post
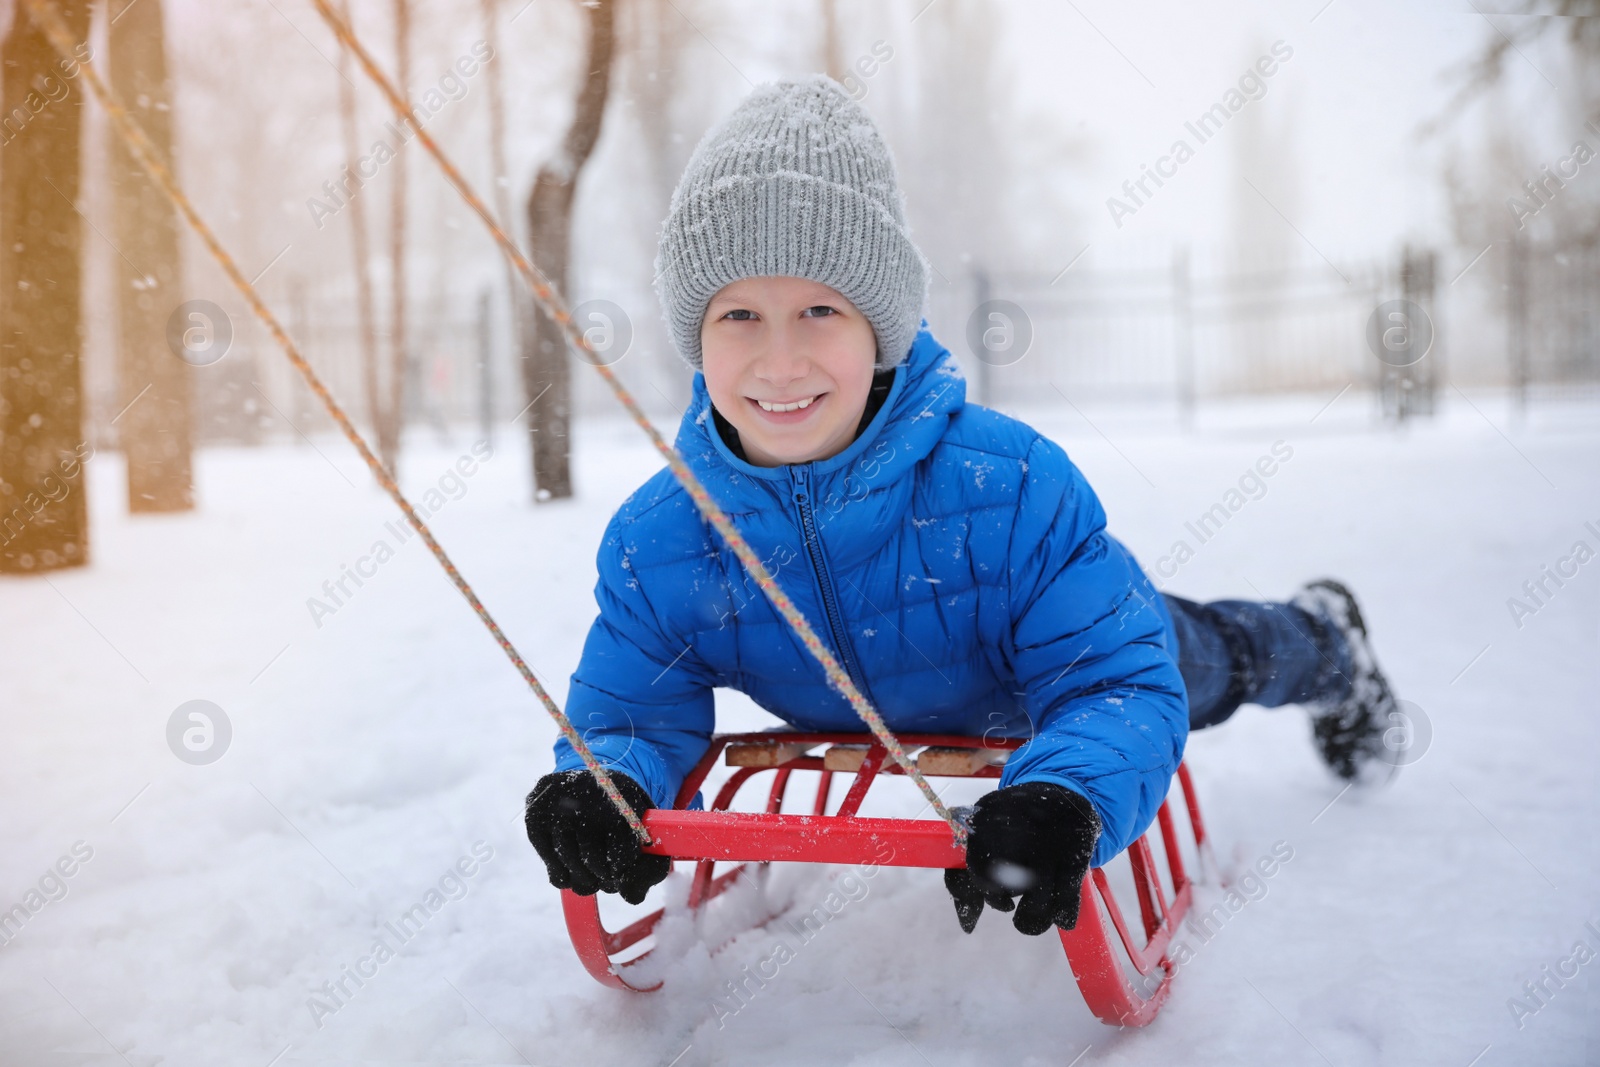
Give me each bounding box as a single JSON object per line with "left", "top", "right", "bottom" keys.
{"left": 478, "top": 287, "right": 494, "bottom": 447}
{"left": 972, "top": 266, "right": 992, "bottom": 406}
{"left": 1172, "top": 244, "right": 1195, "bottom": 429}
{"left": 1397, "top": 244, "right": 1439, "bottom": 421}
{"left": 1508, "top": 230, "right": 1529, "bottom": 424}
{"left": 288, "top": 275, "right": 310, "bottom": 445}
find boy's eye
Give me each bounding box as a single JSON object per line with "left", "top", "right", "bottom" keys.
{"left": 802, "top": 305, "right": 836, "bottom": 318}
{"left": 722, "top": 309, "right": 755, "bottom": 321}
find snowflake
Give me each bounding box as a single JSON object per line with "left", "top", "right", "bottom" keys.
{"left": 964, "top": 459, "right": 995, "bottom": 488}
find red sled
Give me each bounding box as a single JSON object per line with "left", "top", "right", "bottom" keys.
{"left": 560, "top": 731, "right": 1212, "bottom": 1027}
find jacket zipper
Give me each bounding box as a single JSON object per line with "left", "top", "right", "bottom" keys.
{"left": 789, "top": 465, "right": 874, "bottom": 703}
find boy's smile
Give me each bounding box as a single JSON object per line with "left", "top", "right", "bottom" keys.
{"left": 700, "top": 276, "right": 878, "bottom": 467}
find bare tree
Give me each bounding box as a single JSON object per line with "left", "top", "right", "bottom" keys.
{"left": 625, "top": 0, "right": 694, "bottom": 216}
{"left": 904, "top": 0, "right": 1011, "bottom": 373}
{"left": 1, "top": 0, "right": 93, "bottom": 573}
{"left": 1431, "top": 3, "right": 1600, "bottom": 397}
{"left": 480, "top": 0, "right": 526, "bottom": 426}
{"left": 522, "top": 0, "right": 616, "bottom": 502}
{"left": 1428, "top": 0, "right": 1600, "bottom": 217}
{"left": 819, "top": 0, "right": 844, "bottom": 81}
{"left": 621, "top": 0, "right": 697, "bottom": 407}
{"left": 107, "top": 0, "right": 192, "bottom": 513}
{"left": 1435, "top": 0, "right": 1600, "bottom": 125}
{"left": 1228, "top": 38, "right": 1304, "bottom": 391}
{"left": 382, "top": 0, "right": 412, "bottom": 474}
{"left": 337, "top": 0, "right": 384, "bottom": 452}
{"left": 1434, "top": 3, "right": 1600, "bottom": 269}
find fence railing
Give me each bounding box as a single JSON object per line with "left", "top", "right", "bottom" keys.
{"left": 925, "top": 249, "right": 1394, "bottom": 418}
{"left": 174, "top": 239, "right": 1600, "bottom": 448}
{"left": 1509, "top": 236, "right": 1600, "bottom": 408}
{"left": 192, "top": 294, "right": 502, "bottom": 447}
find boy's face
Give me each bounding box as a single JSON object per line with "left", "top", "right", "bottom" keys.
{"left": 700, "top": 276, "right": 877, "bottom": 467}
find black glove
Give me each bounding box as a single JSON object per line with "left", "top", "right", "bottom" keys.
{"left": 525, "top": 769, "right": 671, "bottom": 905}
{"left": 943, "top": 781, "right": 1102, "bottom": 936}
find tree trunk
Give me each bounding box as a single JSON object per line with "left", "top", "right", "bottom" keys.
{"left": 624, "top": 0, "right": 694, "bottom": 410}
{"left": 337, "top": 0, "right": 383, "bottom": 451}
{"left": 382, "top": 0, "right": 411, "bottom": 474}
{"left": 820, "top": 0, "right": 844, "bottom": 81}
{"left": 107, "top": 0, "right": 192, "bottom": 513}
{"left": 522, "top": 0, "right": 615, "bottom": 502}
{"left": 0, "top": 0, "right": 93, "bottom": 573}
{"left": 480, "top": 0, "right": 528, "bottom": 434}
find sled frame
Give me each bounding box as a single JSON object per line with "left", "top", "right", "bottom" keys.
{"left": 559, "top": 731, "right": 1210, "bottom": 1027}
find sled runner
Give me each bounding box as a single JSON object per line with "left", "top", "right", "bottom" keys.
{"left": 560, "top": 731, "right": 1212, "bottom": 1027}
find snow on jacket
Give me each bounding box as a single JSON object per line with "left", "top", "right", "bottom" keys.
{"left": 553, "top": 326, "right": 1189, "bottom": 867}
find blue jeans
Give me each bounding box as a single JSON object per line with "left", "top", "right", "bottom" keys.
{"left": 1162, "top": 594, "right": 1353, "bottom": 730}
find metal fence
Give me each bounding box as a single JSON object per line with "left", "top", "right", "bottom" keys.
{"left": 180, "top": 238, "right": 1599, "bottom": 448}
{"left": 1510, "top": 236, "right": 1600, "bottom": 406}
{"left": 192, "top": 289, "right": 505, "bottom": 446}
{"left": 924, "top": 247, "right": 1394, "bottom": 418}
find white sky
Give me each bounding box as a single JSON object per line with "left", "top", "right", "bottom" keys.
{"left": 998, "top": 0, "right": 1577, "bottom": 262}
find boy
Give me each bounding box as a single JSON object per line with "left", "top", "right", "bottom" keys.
{"left": 525, "top": 75, "right": 1399, "bottom": 937}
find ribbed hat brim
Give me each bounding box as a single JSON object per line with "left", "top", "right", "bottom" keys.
{"left": 655, "top": 170, "right": 928, "bottom": 370}
{"left": 653, "top": 74, "right": 930, "bottom": 372}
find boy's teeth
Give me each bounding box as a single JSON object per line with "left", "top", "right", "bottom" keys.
{"left": 757, "top": 396, "right": 815, "bottom": 413}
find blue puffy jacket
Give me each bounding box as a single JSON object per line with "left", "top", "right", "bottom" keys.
{"left": 553, "top": 327, "right": 1189, "bottom": 867}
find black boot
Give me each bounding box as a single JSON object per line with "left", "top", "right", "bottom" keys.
{"left": 1292, "top": 579, "right": 1402, "bottom": 783}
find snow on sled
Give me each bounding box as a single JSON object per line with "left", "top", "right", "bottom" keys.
{"left": 559, "top": 731, "right": 1212, "bottom": 1027}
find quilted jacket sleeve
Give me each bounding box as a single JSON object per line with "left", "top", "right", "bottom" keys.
{"left": 996, "top": 435, "right": 1190, "bottom": 867}
{"left": 551, "top": 509, "right": 718, "bottom": 809}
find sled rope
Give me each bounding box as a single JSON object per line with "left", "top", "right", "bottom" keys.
{"left": 306, "top": 0, "right": 965, "bottom": 844}
{"left": 17, "top": 0, "right": 652, "bottom": 844}
{"left": 22, "top": 0, "right": 962, "bottom": 848}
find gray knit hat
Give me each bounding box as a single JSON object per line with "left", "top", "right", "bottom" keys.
{"left": 654, "top": 73, "right": 930, "bottom": 372}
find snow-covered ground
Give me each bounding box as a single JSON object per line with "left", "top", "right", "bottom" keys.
{"left": 2, "top": 388, "right": 1597, "bottom": 1066}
